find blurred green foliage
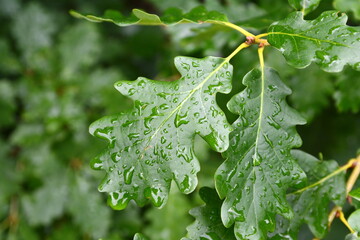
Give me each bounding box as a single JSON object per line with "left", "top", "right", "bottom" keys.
{"left": 0, "top": 0, "right": 359, "bottom": 239}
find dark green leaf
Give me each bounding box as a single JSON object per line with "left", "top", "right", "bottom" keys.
{"left": 0, "top": 81, "right": 16, "bottom": 127}
{"left": 349, "top": 209, "right": 360, "bottom": 232}
{"left": 90, "top": 56, "right": 233, "bottom": 209}
{"left": 268, "top": 11, "right": 360, "bottom": 72}
{"left": 70, "top": 6, "right": 228, "bottom": 27}
{"left": 334, "top": 0, "right": 360, "bottom": 20}
{"left": 270, "top": 150, "right": 346, "bottom": 239}
{"left": 183, "top": 187, "right": 236, "bottom": 240}
{"left": 334, "top": 68, "right": 360, "bottom": 113}
{"left": 215, "top": 67, "right": 306, "bottom": 240}
{"left": 288, "top": 0, "right": 322, "bottom": 15}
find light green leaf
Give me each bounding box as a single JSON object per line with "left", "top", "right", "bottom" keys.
{"left": 215, "top": 67, "right": 306, "bottom": 240}
{"left": 144, "top": 183, "right": 191, "bottom": 240}
{"left": 12, "top": 2, "right": 56, "bottom": 66}
{"left": 183, "top": 187, "right": 236, "bottom": 240}
{"left": 334, "top": 0, "right": 360, "bottom": 20}
{"left": 90, "top": 56, "right": 233, "bottom": 209}
{"left": 70, "top": 6, "right": 228, "bottom": 27}
{"left": 268, "top": 11, "right": 360, "bottom": 72}
{"left": 346, "top": 232, "right": 360, "bottom": 240}
{"left": 22, "top": 173, "right": 69, "bottom": 225}
{"left": 349, "top": 188, "right": 360, "bottom": 202}
{"left": 59, "top": 22, "right": 101, "bottom": 79}
{"left": 349, "top": 209, "right": 360, "bottom": 232}
{"left": 288, "top": 0, "right": 322, "bottom": 15}
{"left": 134, "top": 233, "right": 149, "bottom": 240}
{"left": 68, "top": 174, "right": 111, "bottom": 238}
{"left": 334, "top": 68, "right": 360, "bottom": 113}
{"left": 270, "top": 150, "right": 346, "bottom": 239}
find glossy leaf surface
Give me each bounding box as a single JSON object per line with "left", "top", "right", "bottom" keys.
{"left": 268, "top": 11, "right": 360, "bottom": 72}
{"left": 70, "top": 6, "right": 228, "bottom": 27}
{"left": 183, "top": 187, "right": 236, "bottom": 240}
{"left": 348, "top": 209, "right": 360, "bottom": 232}
{"left": 90, "top": 56, "right": 233, "bottom": 209}
{"left": 350, "top": 187, "right": 360, "bottom": 202}
{"left": 215, "top": 67, "right": 306, "bottom": 240}
{"left": 288, "top": 0, "right": 321, "bottom": 15}
{"left": 270, "top": 150, "right": 346, "bottom": 239}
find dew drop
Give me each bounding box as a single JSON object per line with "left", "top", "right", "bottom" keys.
{"left": 174, "top": 112, "right": 189, "bottom": 127}
{"left": 124, "top": 166, "right": 135, "bottom": 184}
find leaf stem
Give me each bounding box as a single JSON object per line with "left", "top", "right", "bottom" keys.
{"left": 212, "top": 21, "right": 255, "bottom": 37}
{"left": 338, "top": 207, "right": 355, "bottom": 233}
{"left": 328, "top": 206, "right": 355, "bottom": 233}
{"left": 346, "top": 156, "right": 360, "bottom": 194}
{"left": 255, "top": 33, "right": 269, "bottom": 39}
{"left": 290, "top": 157, "right": 360, "bottom": 195}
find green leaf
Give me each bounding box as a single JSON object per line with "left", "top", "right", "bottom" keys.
{"left": 12, "top": 2, "right": 56, "bottom": 67}
{"left": 288, "top": 0, "right": 322, "bottom": 15}
{"left": 183, "top": 187, "right": 236, "bottom": 240}
{"left": 134, "top": 233, "right": 149, "bottom": 240}
{"left": 0, "top": 39, "right": 21, "bottom": 74}
{"left": 349, "top": 209, "right": 360, "bottom": 232}
{"left": 215, "top": 67, "right": 306, "bottom": 240}
{"left": 22, "top": 173, "right": 69, "bottom": 225}
{"left": 59, "top": 22, "right": 101, "bottom": 79}
{"left": 67, "top": 174, "right": 111, "bottom": 238}
{"left": 144, "top": 183, "right": 192, "bottom": 240}
{"left": 90, "top": 56, "right": 233, "bottom": 209}
{"left": 270, "top": 150, "right": 346, "bottom": 239}
{"left": 286, "top": 64, "right": 334, "bottom": 122}
{"left": 346, "top": 232, "right": 360, "bottom": 240}
{"left": 0, "top": 81, "right": 16, "bottom": 127}
{"left": 334, "top": 0, "right": 360, "bottom": 20}
{"left": 334, "top": 68, "right": 360, "bottom": 113}
{"left": 70, "top": 6, "right": 228, "bottom": 27}
{"left": 268, "top": 11, "right": 360, "bottom": 72}
{"left": 349, "top": 188, "right": 360, "bottom": 202}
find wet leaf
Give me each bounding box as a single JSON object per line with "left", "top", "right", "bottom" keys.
{"left": 183, "top": 187, "right": 236, "bottom": 240}
{"left": 348, "top": 209, "right": 360, "bottom": 232}
{"left": 90, "top": 56, "right": 233, "bottom": 209}
{"left": 270, "top": 150, "right": 346, "bottom": 239}
{"left": 268, "top": 11, "right": 360, "bottom": 72}
{"left": 215, "top": 67, "right": 306, "bottom": 240}
{"left": 288, "top": 0, "right": 321, "bottom": 15}
{"left": 70, "top": 6, "right": 228, "bottom": 27}
{"left": 334, "top": 0, "right": 360, "bottom": 20}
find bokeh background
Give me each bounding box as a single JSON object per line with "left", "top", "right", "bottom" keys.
{"left": 0, "top": 0, "right": 359, "bottom": 239}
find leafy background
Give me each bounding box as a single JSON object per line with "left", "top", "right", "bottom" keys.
{"left": 0, "top": 0, "right": 359, "bottom": 239}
